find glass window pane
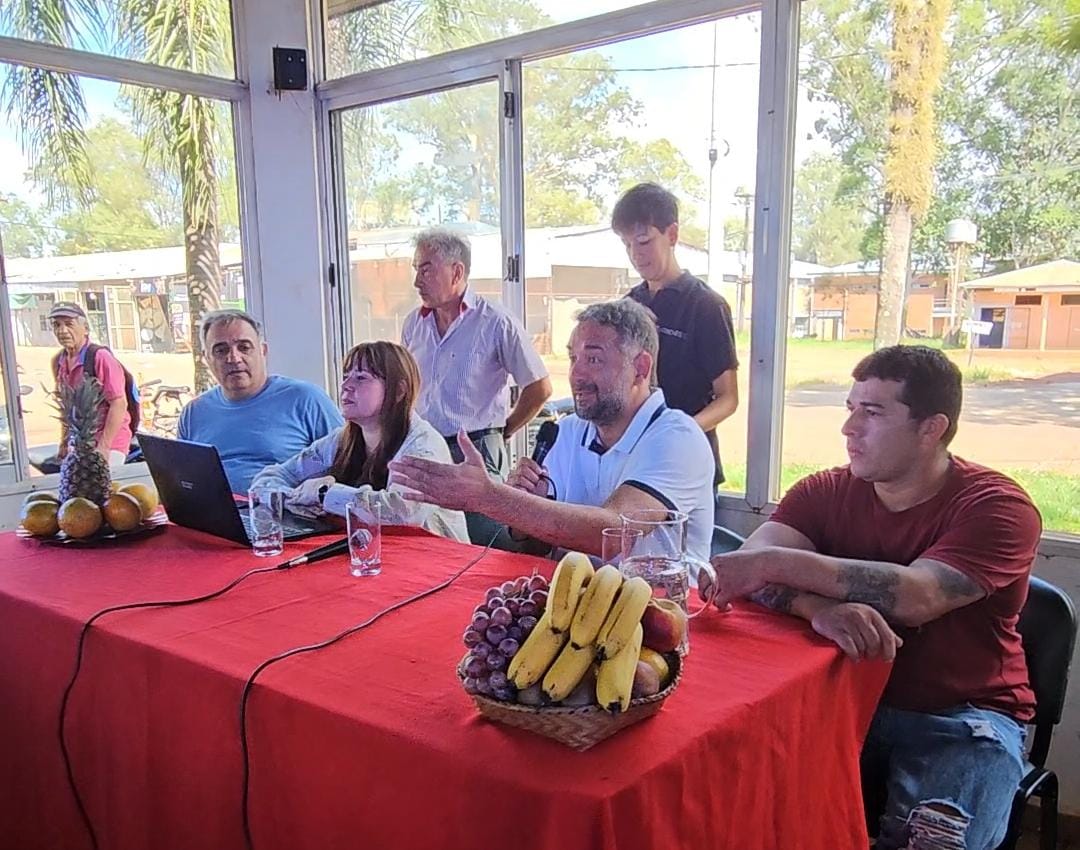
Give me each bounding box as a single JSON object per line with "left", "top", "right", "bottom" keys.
{"left": 0, "top": 357, "right": 13, "bottom": 480}
{"left": 0, "top": 1, "right": 236, "bottom": 78}
{"left": 0, "top": 65, "right": 244, "bottom": 472}
{"left": 522, "top": 14, "right": 760, "bottom": 494}
{"left": 782, "top": 0, "right": 1079, "bottom": 533}
{"left": 326, "top": 0, "right": 651, "bottom": 78}
{"left": 338, "top": 81, "right": 502, "bottom": 346}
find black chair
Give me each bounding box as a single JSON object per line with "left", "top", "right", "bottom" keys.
{"left": 997, "top": 576, "right": 1078, "bottom": 850}
{"left": 710, "top": 524, "right": 745, "bottom": 557}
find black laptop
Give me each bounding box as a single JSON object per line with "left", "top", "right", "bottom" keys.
{"left": 137, "top": 433, "right": 336, "bottom": 545}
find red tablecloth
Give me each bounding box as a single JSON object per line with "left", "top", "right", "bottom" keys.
{"left": 0, "top": 524, "right": 889, "bottom": 850}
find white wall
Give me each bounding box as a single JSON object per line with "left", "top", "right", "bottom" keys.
{"left": 235, "top": 0, "right": 332, "bottom": 390}
{"left": 718, "top": 502, "right": 1080, "bottom": 816}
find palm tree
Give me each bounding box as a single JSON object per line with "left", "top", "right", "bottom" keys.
{"left": 0, "top": 0, "right": 232, "bottom": 392}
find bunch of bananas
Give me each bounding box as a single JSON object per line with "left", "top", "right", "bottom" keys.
{"left": 506, "top": 552, "right": 653, "bottom": 714}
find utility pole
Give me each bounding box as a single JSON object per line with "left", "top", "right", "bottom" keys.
{"left": 705, "top": 22, "right": 729, "bottom": 288}
{"left": 734, "top": 187, "right": 753, "bottom": 333}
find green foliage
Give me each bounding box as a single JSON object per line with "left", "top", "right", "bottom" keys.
{"left": 336, "top": 2, "right": 707, "bottom": 232}
{"left": 792, "top": 153, "right": 868, "bottom": 264}
{"left": 0, "top": 193, "right": 49, "bottom": 258}
{"left": 720, "top": 462, "right": 1080, "bottom": 532}
{"left": 801, "top": 0, "right": 1080, "bottom": 271}
{"left": 721, "top": 216, "right": 746, "bottom": 252}
{"left": 1006, "top": 468, "right": 1080, "bottom": 533}
{"left": 42, "top": 118, "right": 183, "bottom": 253}
{"left": 0, "top": 0, "right": 234, "bottom": 393}
{"left": 326, "top": 0, "right": 539, "bottom": 77}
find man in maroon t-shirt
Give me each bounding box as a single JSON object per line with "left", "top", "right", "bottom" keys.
{"left": 699, "top": 345, "right": 1040, "bottom": 850}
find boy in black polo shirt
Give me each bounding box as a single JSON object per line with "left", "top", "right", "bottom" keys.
{"left": 613, "top": 182, "right": 739, "bottom": 485}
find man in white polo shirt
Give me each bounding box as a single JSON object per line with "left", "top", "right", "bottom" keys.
{"left": 390, "top": 299, "right": 715, "bottom": 561}
{"left": 402, "top": 227, "right": 551, "bottom": 478}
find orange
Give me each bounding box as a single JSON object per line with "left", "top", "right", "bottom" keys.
{"left": 21, "top": 501, "right": 60, "bottom": 537}
{"left": 103, "top": 492, "right": 143, "bottom": 532}
{"left": 58, "top": 498, "right": 103, "bottom": 539}
{"left": 119, "top": 483, "right": 159, "bottom": 519}
{"left": 22, "top": 491, "right": 60, "bottom": 509}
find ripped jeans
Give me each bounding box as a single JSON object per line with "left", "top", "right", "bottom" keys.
{"left": 861, "top": 704, "right": 1026, "bottom": 850}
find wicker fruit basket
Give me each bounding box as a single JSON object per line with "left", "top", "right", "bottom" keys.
{"left": 458, "top": 653, "right": 681, "bottom": 751}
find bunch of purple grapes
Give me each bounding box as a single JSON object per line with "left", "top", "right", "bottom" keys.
{"left": 461, "top": 573, "right": 549, "bottom": 701}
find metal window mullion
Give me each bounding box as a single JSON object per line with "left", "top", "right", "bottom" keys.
{"left": 0, "top": 35, "right": 245, "bottom": 101}
{"left": 745, "top": 0, "right": 799, "bottom": 511}
{"left": 0, "top": 246, "right": 30, "bottom": 484}
{"left": 500, "top": 59, "right": 528, "bottom": 463}
{"left": 321, "top": 106, "right": 352, "bottom": 395}
{"left": 229, "top": 0, "right": 264, "bottom": 337}
{"left": 317, "top": 0, "right": 757, "bottom": 110}
{"left": 231, "top": 97, "right": 266, "bottom": 325}
{"left": 320, "top": 60, "right": 504, "bottom": 112}
{"left": 310, "top": 0, "right": 330, "bottom": 86}
{"left": 500, "top": 60, "right": 526, "bottom": 323}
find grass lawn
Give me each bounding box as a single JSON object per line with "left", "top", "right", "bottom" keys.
{"left": 732, "top": 332, "right": 1078, "bottom": 387}
{"left": 718, "top": 463, "right": 1080, "bottom": 534}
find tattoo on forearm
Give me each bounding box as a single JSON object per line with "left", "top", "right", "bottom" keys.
{"left": 927, "top": 562, "right": 980, "bottom": 600}
{"left": 837, "top": 564, "right": 900, "bottom": 614}
{"left": 751, "top": 584, "right": 798, "bottom": 614}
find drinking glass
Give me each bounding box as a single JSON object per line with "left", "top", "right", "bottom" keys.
{"left": 600, "top": 527, "right": 643, "bottom": 567}
{"left": 247, "top": 486, "right": 284, "bottom": 558}
{"left": 346, "top": 500, "right": 382, "bottom": 576}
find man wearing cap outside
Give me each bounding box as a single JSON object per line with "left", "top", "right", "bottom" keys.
{"left": 49, "top": 301, "right": 132, "bottom": 466}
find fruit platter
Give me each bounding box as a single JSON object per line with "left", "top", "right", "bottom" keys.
{"left": 18, "top": 482, "right": 164, "bottom": 545}
{"left": 458, "top": 552, "right": 687, "bottom": 750}
{"left": 19, "top": 378, "right": 164, "bottom": 544}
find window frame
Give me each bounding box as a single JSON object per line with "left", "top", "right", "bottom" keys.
{"left": 315, "top": 0, "right": 784, "bottom": 507}
{"left": 0, "top": 13, "right": 257, "bottom": 487}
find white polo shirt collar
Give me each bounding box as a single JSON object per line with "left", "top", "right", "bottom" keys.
{"left": 581, "top": 388, "right": 668, "bottom": 456}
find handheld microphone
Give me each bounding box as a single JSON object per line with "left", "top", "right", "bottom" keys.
{"left": 531, "top": 420, "right": 559, "bottom": 466}
{"left": 281, "top": 536, "right": 349, "bottom": 569}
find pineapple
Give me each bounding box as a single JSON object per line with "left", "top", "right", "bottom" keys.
{"left": 56, "top": 378, "right": 112, "bottom": 506}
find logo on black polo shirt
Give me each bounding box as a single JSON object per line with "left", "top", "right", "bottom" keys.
{"left": 658, "top": 326, "right": 688, "bottom": 340}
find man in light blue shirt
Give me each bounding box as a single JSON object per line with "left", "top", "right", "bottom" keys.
{"left": 177, "top": 309, "right": 343, "bottom": 494}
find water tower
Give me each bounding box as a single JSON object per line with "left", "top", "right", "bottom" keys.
{"left": 945, "top": 218, "right": 977, "bottom": 342}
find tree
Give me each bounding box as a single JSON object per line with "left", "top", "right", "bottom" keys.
{"left": 0, "top": 194, "right": 49, "bottom": 258}
{"left": 1056, "top": 0, "right": 1080, "bottom": 50}
{"left": 46, "top": 118, "right": 182, "bottom": 253}
{"left": 722, "top": 215, "right": 746, "bottom": 252}
{"left": 874, "top": 0, "right": 950, "bottom": 348}
{"left": 792, "top": 152, "right": 867, "bottom": 265}
{"left": 800, "top": 0, "right": 1077, "bottom": 338}
{"left": 0, "top": 0, "right": 232, "bottom": 392}
{"left": 335, "top": 0, "right": 705, "bottom": 235}
{"left": 938, "top": 0, "right": 1080, "bottom": 268}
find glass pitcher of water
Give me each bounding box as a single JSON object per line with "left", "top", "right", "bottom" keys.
{"left": 619, "top": 508, "right": 717, "bottom": 654}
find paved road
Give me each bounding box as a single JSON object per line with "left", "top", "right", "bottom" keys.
{"left": 776, "top": 380, "right": 1080, "bottom": 471}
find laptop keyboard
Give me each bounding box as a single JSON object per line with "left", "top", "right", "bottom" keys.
{"left": 239, "top": 512, "right": 315, "bottom": 539}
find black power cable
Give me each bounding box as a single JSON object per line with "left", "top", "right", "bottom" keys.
{"left": 58, "top": 558, "right": 301, "bottom": 850}
{"left": 238, "top": 532, "right": 499, "bottom": 850}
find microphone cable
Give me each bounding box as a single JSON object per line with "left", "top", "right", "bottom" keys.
{"left": 238, "top": 530, "right": 501, "bottom": 850}
{"left": 58, "top": 550, "right": 325, "bottom": 850}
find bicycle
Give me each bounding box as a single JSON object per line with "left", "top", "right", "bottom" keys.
{"left": 138, "top": 379, "right": 193, "bottom": 439}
